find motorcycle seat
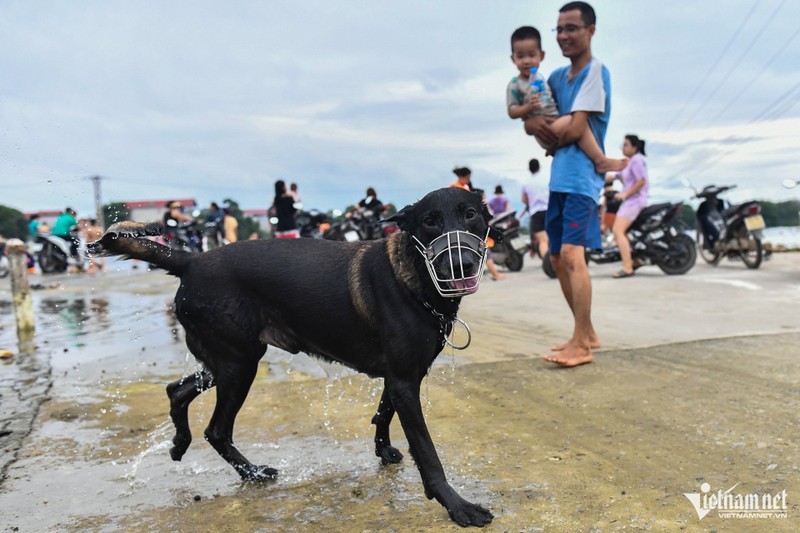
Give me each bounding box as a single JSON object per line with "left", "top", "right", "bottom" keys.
{"left": 633, "top": 202, "right": 672, "bottom": 223}
{"left": 722, "top": 202, "right": 756, "bottom": 219}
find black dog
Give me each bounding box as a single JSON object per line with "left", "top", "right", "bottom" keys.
{"left": 91, "top": 187, "right": 494, "bottom": 527}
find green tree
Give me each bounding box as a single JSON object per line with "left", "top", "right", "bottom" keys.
{"left": 675, "top": 200, "right": 800, "bottom": 230}
{"left": 0, "top": 204, "right": 29, "bottom": 240}
{"left": 677, "top": 204, "right": 696, "bottom": 228}
{"left": 222, "top": 198, "right": 263, "bottom": 240}
{"left": 102, "top": 202, "right": 131, "bottom": 229}
{"left": 760, "top": 200, "right": 800, "bottom": 227}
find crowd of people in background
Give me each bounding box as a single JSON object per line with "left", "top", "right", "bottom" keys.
{"left": 21, "top": 150, "right": 643, "bottom": 280}
{"left": 21, "top": 208, "right": 106, "bottom": 274}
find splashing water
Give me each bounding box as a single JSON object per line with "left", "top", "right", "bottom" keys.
{"left": 120, "top": 420, "right": 173, "bottom": 494}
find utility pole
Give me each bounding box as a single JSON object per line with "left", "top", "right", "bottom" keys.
{"left": 89, "top": 175, "right": 105, "bottom": 229}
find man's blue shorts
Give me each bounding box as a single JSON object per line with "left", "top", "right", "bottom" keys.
{"left": 545, "top": 191, "right": 602, "bottom": 255}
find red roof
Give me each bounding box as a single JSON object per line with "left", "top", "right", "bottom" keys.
{"left": 24, "top": 210, "right": 62, "bottom": 217}
{"left": 242, "top": 209, "right": 268, "bottom": 216}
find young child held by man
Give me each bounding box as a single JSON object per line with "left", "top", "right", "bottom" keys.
{"left": 506, "top": 25, "right": 625, "bottom": 174}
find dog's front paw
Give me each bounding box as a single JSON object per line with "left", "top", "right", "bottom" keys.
{"left": 377, "top": 445, "right": 404, "bottom": 465}
{"left": 448, "top": 500, "right": 494, "bottom": 528}
{"left": 169, "top": 440, "right": 190, "bottom": 462}
{"left": 239, "top": 465, "right": 278, "bottom": 483}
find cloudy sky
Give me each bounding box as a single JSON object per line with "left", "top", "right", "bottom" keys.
{"left": 2, "top": 0, "right": 799, "bottom": 219}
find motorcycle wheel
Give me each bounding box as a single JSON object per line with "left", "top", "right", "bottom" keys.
{"left": 695, "top": 227, "right": 720, "bottom": 265}
{"left": 541, "top": 251, "right": 558, "bottom": 279}
{"left": 656, "top": 234, "right": 697, "bottom": 275}
{"left": 38, "top": 242, "right": 68, "bottom": 273}
{"left": 505, "top": 249, "right": 524, "bottom": 272}
{"left": 736, "top": 228, "right": 763, "bottom": 269}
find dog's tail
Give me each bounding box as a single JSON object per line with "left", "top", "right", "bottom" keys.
{"left": 87, "top": 221, "right": 191, "bottom": 275}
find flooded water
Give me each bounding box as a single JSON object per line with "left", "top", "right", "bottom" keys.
{"left": 1, "top": 259, "right": 799, "bottom": 531}
{"left": 0, "top": 269, "right": 488, "bottom": 531}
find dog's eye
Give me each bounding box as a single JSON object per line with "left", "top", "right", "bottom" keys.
{"left": 423, "top": 217, "right": 436, "bottom": 227}
{"left": 465, "top": 208, "right": 477, "bottom": 220}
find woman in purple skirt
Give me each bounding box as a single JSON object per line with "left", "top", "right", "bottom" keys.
{"left": 606, "top": 134, "right": 649, "bottom": 278}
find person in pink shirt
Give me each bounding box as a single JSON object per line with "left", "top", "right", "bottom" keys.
{"left": 606, "top": 134, "right": 649, "bottom": 278}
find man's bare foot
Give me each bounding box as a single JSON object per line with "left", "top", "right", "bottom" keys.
{"left": 550, "top": 338, "right": 601, "bottom": 352}
{"left": 543, "top": 346, "right": 593, "bottom": 367}
{"left": 491, "top": 272, "right": 506, "bottom": 280}
{"left": 594, "top": 157, "right": 627, "bottom": 174}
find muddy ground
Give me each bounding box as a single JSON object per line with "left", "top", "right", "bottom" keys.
{"left": 1, "top": 253, "right": 798, "bottom": 532}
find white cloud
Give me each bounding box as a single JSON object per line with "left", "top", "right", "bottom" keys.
{"left": 1, "top": 0, "right": 798, "bottom": 219}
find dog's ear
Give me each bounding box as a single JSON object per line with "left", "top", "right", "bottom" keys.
{"left": 478, "top": 196, "right": 492, "bottom": 223}
{"left": 384, "top": 202, "right": 416, "bottom": 232}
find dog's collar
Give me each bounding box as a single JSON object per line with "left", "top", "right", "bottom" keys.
{"left": 421, "top": 301, "right": 471, "bottom": 351}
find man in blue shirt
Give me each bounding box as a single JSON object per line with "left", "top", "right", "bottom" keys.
{"left": 529, "top": 1, "right": 609, "bottom": 367}
{"left": 52, "top": 207, "right": 79, "bottom": 259}
{"left": 52, "top": 207, "right": 78, "bottom": 239}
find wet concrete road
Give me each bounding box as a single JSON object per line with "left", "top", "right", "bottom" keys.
{"left": 1, "top": 254, "right": 798, "bottom": 531}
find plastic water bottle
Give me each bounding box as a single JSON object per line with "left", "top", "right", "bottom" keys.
{"left": 529, "top": 67, "right": 546, "bottom": 93}
{"left": 529, "top": 67, "right": 554, "bottom": 110}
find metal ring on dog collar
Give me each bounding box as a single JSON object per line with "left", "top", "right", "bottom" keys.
{"left": 444, "top": 316, "right": 471, "bottom": 350}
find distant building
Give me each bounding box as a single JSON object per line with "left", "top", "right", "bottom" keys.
{"left": 242, "top": 208, "right": 268, "bottom": 230}
{"left": 25, "top": 199, "right": 278, "bottom": 231}
{"left": 23, "top": 209, "right": 62, "bottom": 231}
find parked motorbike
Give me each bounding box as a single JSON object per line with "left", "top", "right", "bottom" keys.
{"left": 165, "top": 219, "right": 203, "bottom": 253}
{"left": 322, "top": 209, "right": 392, "bottom": 242}
{"left": 322, "top": 216, "right": 363, "bottom": 242}
{"left": 487, "top": 210, "right": 529, "bottom": 272}
{"left": 542, "top": 202, "right": 697, "bottom": 278}
{"left": 296, "top": 209, "right": 330, "bottom": 239}
{"left": 37, "top": 229, "right": 89, "bottom": 273}
{"left": 202, "top": 218, "right": 223, "bottom": 249}
{"left": 690, "top": 183, "right": 765, "bottom": 269}
{"left": 146, "top": 219, "right": 203, "bottom": 271}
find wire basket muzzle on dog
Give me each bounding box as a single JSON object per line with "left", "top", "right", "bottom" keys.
{"left": 413, "top": 230, "right": 488, "bottom": 297}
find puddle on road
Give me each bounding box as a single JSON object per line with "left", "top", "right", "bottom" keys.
{"left": 2, "top": 276, "right": 798, "bottom": 531}
{"left": 0, "top": 286, "right": 491, "bottom": 531}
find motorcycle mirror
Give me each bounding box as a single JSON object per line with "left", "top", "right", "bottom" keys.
{"left": 782, "top": 178, "right": 798, "bottom": 189}
{"left": 192, "top": 209, "right": 201, "bottom": 217}
{"left": 679, "top": 178, "right": 695, "bottom": 190}
{"left": 167, "top": 219, "right": 178, "bottom": 227}
{"left": 293, "top": 202, "right": 303, "bottom": 210}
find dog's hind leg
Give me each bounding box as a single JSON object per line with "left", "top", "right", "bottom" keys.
{"left": 166, "top": 369, "right": 215, "bottom": 461}
{"left": 371, "top": 385, "right": 404, "bottom": 465}
{"left": 203, "top": 357, "right": 277, "bottom": 482}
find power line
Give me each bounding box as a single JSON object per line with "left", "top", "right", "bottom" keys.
{"left": 674, "top": 0, "right": 788, "bottom": 132}
{"left": 663, "top": 0, "right": 763, "bottom": 132}
{"left": 748, "top": 79, "right": 800, "bottom": 123}
{"left": 662, "top": 80, "right": 800, "bottom": 185}
{"left": 709, "top": 24, "right": 800, "bottom": 124}
{"left": 680, "top": 86, "right": 800, "bottom": 181}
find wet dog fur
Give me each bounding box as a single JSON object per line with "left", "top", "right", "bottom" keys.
{"left": 90, "top": 187, "right": 494, "bottom": 527}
